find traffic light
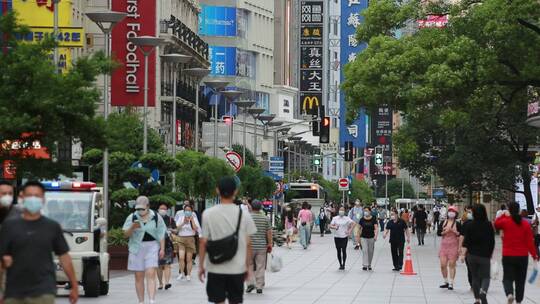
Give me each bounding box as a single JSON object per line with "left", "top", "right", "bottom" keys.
{"left": 344, "top": 141, "right": 354, "bottom": 161}
{"left": 312, "top": 120, "right": 320, "bottom": 136}
{"left": 223, "top": 115, "right": 233, "bottom": 126}
{"left": 375, "top": 153, "right": 383, "bottom": 166}
{"left": 319, "top": 116, "right": 330, "bottom": 143}
{"left": 313, "top": 155, "right": 321, "bottom": 166}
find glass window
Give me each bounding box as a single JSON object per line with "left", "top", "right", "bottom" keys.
{"left": 43, "top": 192, "right": 93, "bottom": 232}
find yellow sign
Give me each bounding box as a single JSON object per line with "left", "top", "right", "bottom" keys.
{"left": 13, "top": 0, "right": 73, "bottom": 27}
{"left": 302, "top": 96, "right": 320, "bottom": 111}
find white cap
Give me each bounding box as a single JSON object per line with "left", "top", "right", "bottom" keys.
{"left": 135, "top": 196, "right": 150, "bottom": 209}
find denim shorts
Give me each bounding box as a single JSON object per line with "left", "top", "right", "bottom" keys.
{"left": 128, "top": 241, "right": 159, "bottom": 271}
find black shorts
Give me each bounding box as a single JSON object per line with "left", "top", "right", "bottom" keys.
{"left": 207, "top": 272, "right": 245, "bottom": 304}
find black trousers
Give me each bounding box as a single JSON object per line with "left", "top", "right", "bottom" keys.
{"left": 416, "top": 226, "right": 426, "bottom": 244}
{"left": 465, "top": 256, "right": 473, "bottom": 288}
{"left": 535, "top": 234, "right": 540, "bottom": 257}
{"left": 390, "top": 241, "right": 404, "bottom": 269}
{"left": 502, "top": 256, "right": 528, "bottom": 303}
{"left": 319, "top": 218, "right": 326, "bottom": 235}
{"left": 334, "top": 237, "right": 348, "bottom": 266}
{"left": 467, "top": 254, "right": 490, "bottom": 303}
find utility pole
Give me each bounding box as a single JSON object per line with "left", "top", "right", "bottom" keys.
{"left": 53, "top": 0, "right": 59, "bottom": 72}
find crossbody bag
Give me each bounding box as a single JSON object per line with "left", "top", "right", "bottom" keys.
{"left": 206, "top": 206, "right": 242, "bottom": 264}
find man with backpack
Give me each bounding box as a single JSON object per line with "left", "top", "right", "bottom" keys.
{"left": 198, "top": 177, "right": 257, "bottom": 304}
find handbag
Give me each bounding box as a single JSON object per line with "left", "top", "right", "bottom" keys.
{"left": 490, "top": 260, "right": 500, "bottom": 280}
{"left": 270, "top": 254, "right": 283, "bottom": 272}
{"left": 206, "top": 206, "right": 242, "bottom": 264}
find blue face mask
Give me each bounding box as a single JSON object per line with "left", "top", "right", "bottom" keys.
{"left": 23, "top": 196, "right": 43, "bottom": 214}
{"left": 184, "top": 211, "right": 193, "bottom": 217}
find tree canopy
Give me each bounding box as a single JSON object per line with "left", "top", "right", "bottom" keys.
{"left": 0, "top": 12, "right": 110, "bottom": 179}
{"left": 343, "top": 0, "right": 540, "bottom": 212}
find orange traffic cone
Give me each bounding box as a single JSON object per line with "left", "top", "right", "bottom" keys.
{"left": 400, "top": 245, "right": 417, "bottom": 275}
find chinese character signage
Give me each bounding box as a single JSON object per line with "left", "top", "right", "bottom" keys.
{"left": 209, "top": 46, "right": 237, "bottom": 76}
{"left": 417, "top": 15, "right": 448, "bottom": 28}
{"left": 371, "top": 105, "right": 393, "bottom": 176}
{"left": 199, "top": 6, "right": 237, "bottom": 36}
{"left": 299, "top": 1, "right": 324, "bottom": 116}
{"left": 339, "top": 0, "right": 368, "bottom": 147}
{"left": 111, "top": 0, "right": 157, "bottom": 106}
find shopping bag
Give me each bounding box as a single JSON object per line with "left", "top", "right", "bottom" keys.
{"left": 528, "top": 262, "right": 539, "bottom": 285}
{"left": 490, "top": 260, "right": 500, "bottom": 280}
{"left": 270, "top": 254, "right": 283, "bottom": 272}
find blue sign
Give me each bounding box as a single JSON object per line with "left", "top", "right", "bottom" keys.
{"left": 199, "top": 6, "right": 237, "bottom": 37}
{"left": 209, "top": 46, "right": 237, "bottom": 76}
{"left": 130, "top": 162, "right": 160, "bottom": 188}
{"left": 339, "top": 0, "right": 368, "bottom": 148}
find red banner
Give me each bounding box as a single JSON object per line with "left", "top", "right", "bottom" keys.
{"left": 111, "top": 0, "right": 157, "bottom": 107}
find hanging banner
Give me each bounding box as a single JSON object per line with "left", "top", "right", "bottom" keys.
{"left": 299, "top": 1, "right": 323, "bottom": 116}
{"left": 111, "top": 0, "right": 157, "bottom": 107}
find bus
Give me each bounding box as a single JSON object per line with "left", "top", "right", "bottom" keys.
{"left": 286, "top": 182, "right": 327, "bottom": 210}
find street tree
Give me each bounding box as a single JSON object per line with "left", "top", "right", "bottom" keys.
{"left": 237, "top": 166, "right": 275, "bottom": 199}
{"left": 0, "top": 12, "right": 110, "bottom": 179}
{"left": 343, "top": 0, "right": 540, "bottom": 213}
{"left": 377, "top": 178, "right": 415, "bottom": 199}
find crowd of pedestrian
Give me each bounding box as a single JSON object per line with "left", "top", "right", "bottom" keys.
{"left": 1, "top": 178, "right": 540, "bottom": 304}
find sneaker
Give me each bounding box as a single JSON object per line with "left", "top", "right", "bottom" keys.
{"left": 392, "top": 268, "right": 400, "bottom": 271}
{"left": 246, "top": 285, "right": 255, "bottom": 293}
{"left": 368, "top": 266, "right": 373, "bottom": 271}
{"left": 354, "top": 245, "right": 360, "bottom": 250}
{"left": 339, "top": 265, "right": 345, "bottom": 270}
{"left": 165, "top": 284, "right": 172, "bottom": 290}
{"left": 158, "top": 285, "right": 163, "bottom": 290}
{"left": 507, "top": 294, "right": 514, "bottom": 304}
{"left": 439, "top": 283, "right": 449, "bottom": 288}
{"left": 362, "top": 267, "right": 367, "bottom": 271}
{"left": 448, "top": 284, "right": 454, "bottom": 290}
{"left": 257, "top": 289, "right": 263, "bottom": 294}
{"left": 186, "top": 275, "right": 191, "bottom": 282}
{"left": 149, "top": 300, "right": 156, "bottom": 304}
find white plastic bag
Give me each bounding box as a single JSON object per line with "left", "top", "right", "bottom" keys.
{"left": 270, "top": 254, "right": 283, "bottom": 272}
{"left": 528, "top": 262, "right": 539, "bottom": 285}
{"left": 490, "top": 260, "right": 500, "bottom": 280}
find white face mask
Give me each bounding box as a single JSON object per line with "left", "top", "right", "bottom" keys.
{"left": 338, "top": 210, "right": 345, "bottom": 217}
{"left": 0, "top": 195, "right": 13, "bottom": 207}
{"left": 390, "top": 215, "right": 396, "bottom": 221}
{"left": 447, "top": 212, "right": 456, "bottom": 219}
{"left": 158, "top": 209, "right": 167, "bottom": 216}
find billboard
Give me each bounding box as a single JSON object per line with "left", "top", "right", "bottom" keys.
{"left": 299, "top": 1, "right": 324, "bottom": 116}
{"left": 111, "top": 0, "right": 157, "bottom": 107}
{"left": 209, "top": 46, "right": 237, "bottom": 76}
{"left": 199, "top": 6, "right": 237, "bottom": 37}
{"left": 339, "top": 0, "right": 368, "bottom": 148}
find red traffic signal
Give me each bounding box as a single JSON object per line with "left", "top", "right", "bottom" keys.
{"left": 319, "top": 116, "right": 330, "bottom": 144}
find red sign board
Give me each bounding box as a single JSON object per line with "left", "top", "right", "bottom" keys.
{"left": 417, "top": 15, "right": 448, "bottom": 28}
{"left": 111, "top": 0, "right": 157, "bottom": 107}
{"left": 338, "top": 178, "right": 349, "bottom": 189}
{"left": 225, "top": 151, "right": 243, "bottom": 172}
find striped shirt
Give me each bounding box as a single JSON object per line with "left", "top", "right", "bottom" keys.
{"left": 250, "top": 211, "right": 270, "bottom": 250}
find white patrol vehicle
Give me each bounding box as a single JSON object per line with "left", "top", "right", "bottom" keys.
{"left": 41, "top": 181, "right": 109, "bottom": 297}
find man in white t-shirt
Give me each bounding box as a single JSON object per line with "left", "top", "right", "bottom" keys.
{"left": 198, "top": 177, "right": 257, "bottom": 304}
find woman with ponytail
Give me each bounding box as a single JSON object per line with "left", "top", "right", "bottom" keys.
{"left": 494, "top": 202, "right": 539, "bottom": 304}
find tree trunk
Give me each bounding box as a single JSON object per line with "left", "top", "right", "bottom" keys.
{"left": 521, "top": 168, "right": 535, "bottom": 215}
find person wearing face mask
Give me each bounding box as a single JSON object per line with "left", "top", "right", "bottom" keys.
{"left": 330, "top": 207, "right": 355, "bottom": 270}
{"left": 0, "top": 181, "right": 19, "bottom": 229}
{"left": 175, "top": 205, "right": 201, "bottom": 282}
{"left": 0, "top": 181, "right": 79, "bottom": 304}
{"left": 438, "top": 205, "right": 462, "bottom": 290}
{"left": 348, "top": 200, "right": 363, "bottom": 250}
{"left": 123, "top": 196, "right": 167, "bottom": 304}
{"left": 156, "top": 204, "right": 176, "bottom": 290}
{"left": 384, "top": 210, "right": 410, "bottom": 271}
{"left": 413, "top": 205, "right": 428, "bottom": 246}
{"left": 359, "top": 206, "right": 379, "bottom": 271}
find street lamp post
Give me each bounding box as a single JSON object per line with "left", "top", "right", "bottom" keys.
{"left": 234, "top": 100, "right": 255, "bottom": 162}
{"left": 128, "top": 36, "right": 164, "bottom": 154}
{"left": 221, "top": 90, "right": 243, "bottom": 150}
{"left": 161, "top": 54, "right": 192, "bottom": 192}
{"left": 256, "top": 114, "right": 275, "bottom": 159}
{"left": 86, "top": 10, "right": 126, "bottom": 218}
{"left": 267, "top": 121, "right": 284, "bottom": 157}
{"left": 183, "top": 68, "right": 211, "bottom": 151}
{"left": 247, "top": 108, "right": 265, "bottom": 159}
{"left": 204, "top": 80, "right": 230, "bottom": 157}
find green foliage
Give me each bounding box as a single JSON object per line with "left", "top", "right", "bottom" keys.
{"left": 101, "top": 112, "right": 164, "bottom": 157}
{"left": 318, "top": 179, "right": 341, "bottom": 202}
{"left": 175, "top": 150, "right": 234, "bottom": 199}
{"left": 343, "top": 0, "right": 540, "bottom": 213}
{"left": 0, "top": 12, "right": 110, "bottom": 179}
{"left": 110, "top": 188, "right": 139, "bottom": 204}
{"left": 231, "top": 144, "right": 258, "bottom": 167}
{"left": 377, "top": 178, "right": 415, "bottom": 199}
{"left": 82, "top": 148, "right": 103, "bottom": 166}
{"left": 237, "top": 166, "right": 275, "bottom": 199}
{"left": 350, "top": 179, "right": 375, "bottom": 203}
{"left": 149, "top": 194, "right": 176, "bottom": 208}
{"left": 166, "top": 192, "right": 185, "bottom": 202}
{"left": 107, "top": 228, "right": 128, "bottom": 246}
{"left": 139, "top": 153, "right": 180, "bottom": 173}
{"left": 124, "top": 167, "right": 151, "bottom": 187}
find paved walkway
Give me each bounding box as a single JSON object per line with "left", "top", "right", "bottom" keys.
{"left": 58, "top": 231, "right": 540, "bottom": 304}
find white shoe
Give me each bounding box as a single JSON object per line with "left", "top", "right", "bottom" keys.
{"left": 150, "top": 300, "right": 156, "bottom": 304}
{"left": 186, "top": 275, "right": 191, "bottom": 282}
{"left": 176, "top": 274, "right": 185, "bottom": 281}
{"left": 507, "top": 294, "right": 514, "bottom": 304}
